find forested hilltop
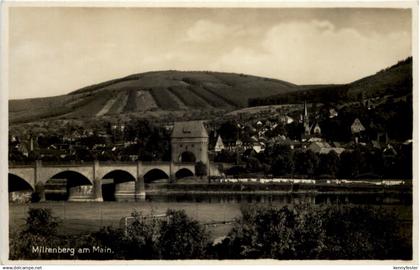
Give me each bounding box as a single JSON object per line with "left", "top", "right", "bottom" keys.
{"left": 249, "top": 57, "right": 412, "bottom": 106}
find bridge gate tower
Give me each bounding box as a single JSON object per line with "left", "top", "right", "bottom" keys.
{"left": 170, "top": 121, "right": 209, "bottom": 165}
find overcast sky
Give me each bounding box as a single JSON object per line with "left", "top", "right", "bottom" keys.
{"left": 9, "top": 7, "right": 412, "bottom": 99}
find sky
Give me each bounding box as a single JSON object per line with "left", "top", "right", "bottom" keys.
{"left": 9, "top": 7, "right": 412, "bottom": 99}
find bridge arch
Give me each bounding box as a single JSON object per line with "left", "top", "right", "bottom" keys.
{"left": 101, "top": 170, "right": 136, "bottom": 201}
{"left": 175, "top": 168, "right": 194, "bottom": 179}
{"left": 47, "top": 170, "right": 92, "bottom": 187}
{"left": 8, "top": 173, "right": 34, "bottom": 192}
{"left": 45, "top": 170, "right": 92, "bottom": 201}
{"left": 40, "top": 167, "right": 93, "bottom": 185}
{"left": 179, "top": 151, "right": 196, "bottom": 163}
{"left": 144, "top": 169, "right": 169, "bottom": 183}
{"left": 101, "top": 170, "right": 136, "bottom": 184}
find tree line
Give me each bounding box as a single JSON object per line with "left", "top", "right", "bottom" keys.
{"left": 222, "top": 143, "right": 412, "bottom": 180}
{"left": 10, "top": 206, "right": 411, "bottom": 260}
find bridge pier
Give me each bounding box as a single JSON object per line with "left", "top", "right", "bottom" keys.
{"left": 35, "top": 182, "right": 45, "bottom": 202}
{"left": 169, "top": 162, "right": 176, "bottom": 183}
{"left": 135, "top": 161, "right": 146, "bottom": 201}
{"left": 68, "top": 185, "right": 95, "bottom": 202}
{"left": 92, "top": 178, "right": 103, "bottom": 202}
{"left": 135, "top": 177, "right": 146, "bottom": 201}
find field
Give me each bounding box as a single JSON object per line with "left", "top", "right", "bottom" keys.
{"left": 9, "top": 70, "right": 298, "bottom": 123}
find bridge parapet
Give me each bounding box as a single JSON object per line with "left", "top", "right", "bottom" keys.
{"left": 142, "top": 161, "right": 171, "bottom": 165}
{"left": 39, "top": 161, "right": 92, "bottom": 166}
{"left": 99, "top": 162, "right": 137, "bottom": 167}
{"left": 98, "top": 160, "right": 138, "bottom": 165}
{"left": 172, "top": 162, "right": 196, "bottom": 166}
{"left": 9, "top": 164, "right": 34, "bottom": 169}
{"left": 9, "top": 161, "right": 35, "bottom": 166}
{"left": 43, "top": 163, "right": 95, "bottom": 168}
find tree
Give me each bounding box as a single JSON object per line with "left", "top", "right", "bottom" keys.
{"left": 293, "top": 150, "right": 319, "bottom": 177}
{"left": 398, "top": 144, "right": 413, "bottom": 179}
{"left": 158, "top": 209, "right": 209, "bottom": 259}
{"left": 317, "top": 151, "right": 340, "bottom": 178}
{"left": 246, "top": 157, "right": 262, "bottom": 173}
{"left": 10, "top": 208, "right": 61, "bottom": 259}
{"left": 320, "top": 205, "right": 410, "bottom": 259}
{"left": 214, "top": 149, "right": 236, "bottom": 163}
{"left": 218, "top": 205, "right": 326, "bottom": 259}
{"left": 123, "top": 211, "right": 161, "bottom": 259}
{"left": 218, "top": 120, "right": 239, "bottom": 142}
{"left": 225, "top": 165, "right": 247, "bottom": 176}
{"left": 195, "top": 161, "right": 207, "bottom": 178}
{"left": 265, "top": 123, "right": 286, "bottom": 138}
{"left": 271, "top": 153, "right": 294, "bottom": 177}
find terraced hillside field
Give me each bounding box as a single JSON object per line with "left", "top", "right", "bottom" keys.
{"left": 9, "top": 70, "right": 297, "bottom": 123}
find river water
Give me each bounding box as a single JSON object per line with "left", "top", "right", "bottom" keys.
{"left": 9, "top": 193, "right": 412, "bottom": 240}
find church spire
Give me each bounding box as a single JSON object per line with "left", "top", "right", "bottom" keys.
{"left": 303, "top": 100, "right": 310, "bottom": 136}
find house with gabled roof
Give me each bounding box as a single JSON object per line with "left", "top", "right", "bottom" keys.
{"left": 214, "top": 135, "right": 225, "bottom": 152}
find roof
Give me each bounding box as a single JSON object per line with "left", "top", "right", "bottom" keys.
{"left": 171, "top": 121, "right": 208, "bottom": 138}
{"left": 310, "top": 142, "right": 331, "bottom": 149}
{"left": 319, "top": 147, "right": 345, "bottom": 155}
{"left": 214, "top": 135, "right": 225, "bottom": 150}
{"left": 351, "top": 118, "right": 366, "bottom": 134}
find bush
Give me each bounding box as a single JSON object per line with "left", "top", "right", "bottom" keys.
{"left": 123, "top": 210, "right": 161, "bottom": 259}
{"left": 10, "top": 208, "right": 61, "bottom": 259}
{"left": 320, "top": 205, "right": 411, "bottom": 259}
{"left": 195, "top": 161, "right": 207, "bottom": 177}
{"left": 212, "top": 204, "right": 411, "bottom": 260}
{"left": 75, "top": 209, "right": 209, "bottom": 260}
{"left": 159, "top": 209, "right": 209, "bottom": 259}
{"left": 214, "top": 205, "right": 326, "bottom": 259}
{"left": 10, "top": 206, "right": 411, "bottom": 260}
{"left": 73, "top": 226, "right": 127, "bottom": 260}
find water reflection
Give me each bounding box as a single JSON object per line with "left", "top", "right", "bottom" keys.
{"left": 144, "top": 193, "right": 412, "bottom": 205}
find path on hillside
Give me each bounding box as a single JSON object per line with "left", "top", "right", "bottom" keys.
{"left": 95, "top": 92, "right": 123, "bottom": 116}
{"left": 109, "top": 92, "right": 129, "bottom": 114}
{"left": 136, "top": 90, "right": 159, "bottom": 111}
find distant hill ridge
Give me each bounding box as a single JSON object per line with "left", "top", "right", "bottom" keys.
{"left": 249, "top": 57, "right": 412, "bottom": 106}
{"left": 9, "top": 58, "right": 412, "bottom": 123}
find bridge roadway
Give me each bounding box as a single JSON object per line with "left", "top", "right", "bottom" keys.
{"left": 9, "top": 160, "right": 200, "bottom": 202}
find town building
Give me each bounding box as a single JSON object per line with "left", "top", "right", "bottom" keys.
{"left": 171, "top": 121, "right": 209, "bottom": 164}
{"left": 308, "top": 141, "right": 345, "bottom": 156}
{"left": 351, "top": 118, "right": 366, "bottom": 144}
{"left": 214, "top": 135, "right": 225, "bottom": 152}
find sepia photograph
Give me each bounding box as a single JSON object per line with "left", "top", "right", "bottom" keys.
{"left": 2, "top": 2, "right": 417, "bottom": 263}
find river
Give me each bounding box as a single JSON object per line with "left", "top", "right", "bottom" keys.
{"left": 9, "top": 193, "right": 413, "bottom": 240}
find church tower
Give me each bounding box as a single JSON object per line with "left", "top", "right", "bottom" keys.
{"left": 303, "top": 101, "right": 311, "bottom": 136}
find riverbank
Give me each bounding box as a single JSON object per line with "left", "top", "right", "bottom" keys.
{"left": 9, "top": 193, "right": 413, "bottom": 240}
{"left": 145, "top": 181, "right": 412, "bottom": 195}
{"left": 9, "top": 201, "right": 413, "bottom": 260}
{"left": 9, "top": 181, "right": 412, "bottom": 204}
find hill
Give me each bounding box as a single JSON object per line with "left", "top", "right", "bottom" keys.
{"left": 9, "top": 71, "right": 297, "bottom": 123}
{"left": 249, "top": 57, "right": 412, "bottom": 106}
{"left": 9, "top": 58, "right": 412, "bottom": 124}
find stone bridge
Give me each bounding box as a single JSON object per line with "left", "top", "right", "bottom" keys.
{"left": 9, "top": 160, "right": 200, "bottom": 202}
